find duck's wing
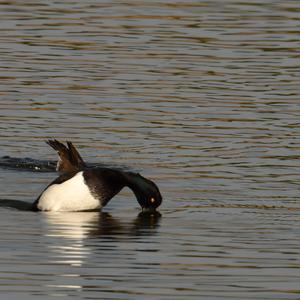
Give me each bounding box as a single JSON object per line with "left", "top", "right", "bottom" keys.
{"left": 67, "top": 141, "right": 86, "bottom": 170}
{"left": 46, "top": 139, "right": 86, "bottom": 173}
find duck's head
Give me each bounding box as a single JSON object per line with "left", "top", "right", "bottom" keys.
{"left": 138, "top": 181, "right": 162, "bottom": 211}
{"left": 126, "top": 172, "right": 162, "bottom": 211}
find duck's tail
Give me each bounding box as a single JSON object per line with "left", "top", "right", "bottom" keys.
{"left": 46, "top": 139, "right": 86, "bottom": 174}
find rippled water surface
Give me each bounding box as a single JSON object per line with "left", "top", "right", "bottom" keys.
{"left": 1, "top": 1, "right": 300, "bottom": 299}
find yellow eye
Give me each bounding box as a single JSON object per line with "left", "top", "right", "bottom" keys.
{"left": 150, "top": 197, "right": 156, "bottom": 203}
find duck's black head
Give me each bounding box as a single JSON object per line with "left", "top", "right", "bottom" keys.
{"left": 125, "top": 172, "right": 162, "bottom": 211}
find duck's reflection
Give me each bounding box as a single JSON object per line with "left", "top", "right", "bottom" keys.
{"left": 132, "top": 210, "right": 162, "bottom": 235}
{"left": 0, "top": 199, "right": 161, "bottom": 238}
{"left": 42, "top": 210, "right": 161, "bottom": 239}
{"left": 41, "top": 210, "right": 161, "bottom": 268}
{"left": 90, "top": 210, "right": 162, "bottom": 237}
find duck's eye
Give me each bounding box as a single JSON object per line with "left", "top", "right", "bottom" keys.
{"left": 150, "top": 197, "right": 156, "bottom": 203}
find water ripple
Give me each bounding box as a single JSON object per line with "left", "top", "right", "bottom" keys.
{"left": 1, "top": 0, "right": 300, "bottom": 299}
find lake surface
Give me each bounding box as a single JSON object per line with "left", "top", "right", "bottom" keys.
{"left": 1, "top": 0, "right": 300, "bottom": 299}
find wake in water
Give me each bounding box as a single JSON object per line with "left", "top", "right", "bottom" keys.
{"left": 0, "top": 156, "right": 133, "bottom": 173}
{"left": 0, "top": 156, "right": 56, "bottom": 172}
{"left": 0, "top": 199, "right": 33, "bottom": 211}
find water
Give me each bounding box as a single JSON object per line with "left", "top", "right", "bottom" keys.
{"left": 1, "top": 0, "right": 300, "bottom": 299}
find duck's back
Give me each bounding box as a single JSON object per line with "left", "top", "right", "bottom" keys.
{"left": 83, "top": 168, "right": 126, "bottom": 206}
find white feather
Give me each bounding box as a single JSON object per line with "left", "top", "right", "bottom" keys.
{"left": 37, "top": 171, "right": 101, "bottom": 212}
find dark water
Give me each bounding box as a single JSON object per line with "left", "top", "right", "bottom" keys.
{"left": 1, "top": 1, "right": 300, "bottom": 299}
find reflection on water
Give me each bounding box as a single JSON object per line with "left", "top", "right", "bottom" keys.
{"left": 1, "top": 0, "right": 300, "bottom": 299}
{"left": 43, "top": 210, "right": 161, "bottom": 239}
{"left": 41, "top": 211, "right": 160, "bottom": 270}
{"left": 44, "top": 211, "right": 100, "bottom": 240}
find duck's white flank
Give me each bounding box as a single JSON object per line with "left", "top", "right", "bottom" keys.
{"left": 37, "top": 171, "right": 101, "bottom": 212}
